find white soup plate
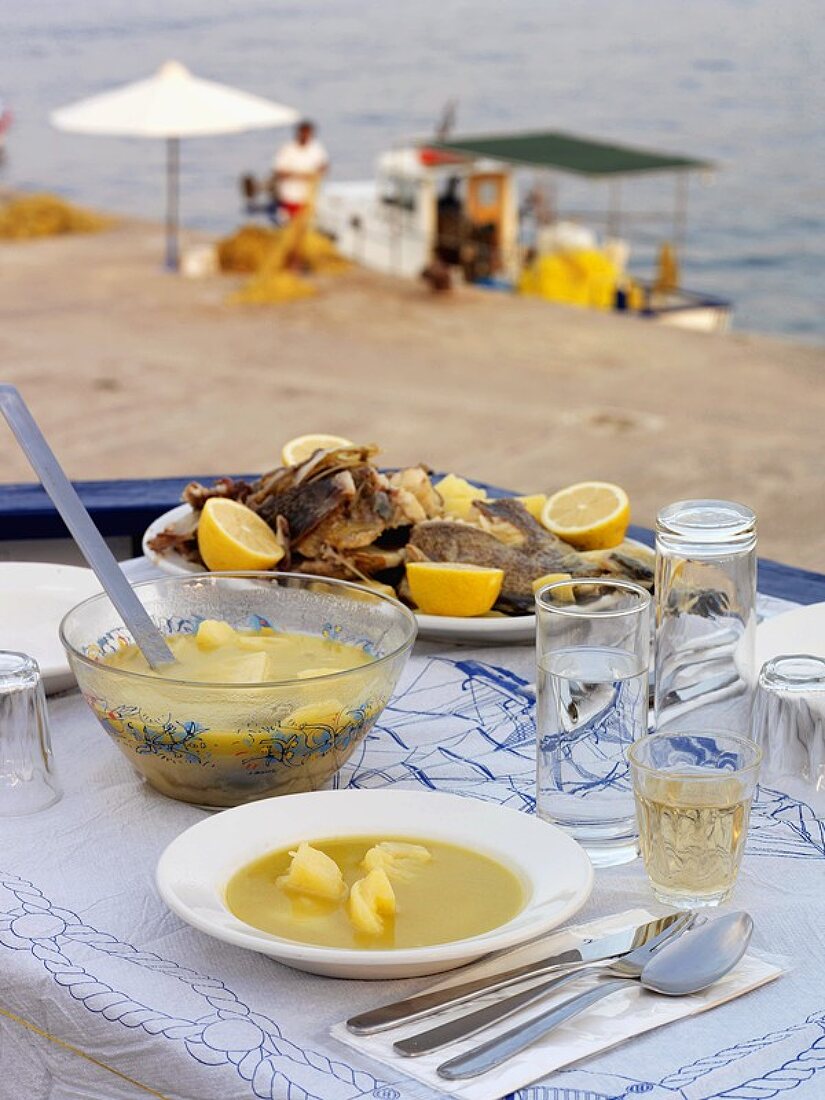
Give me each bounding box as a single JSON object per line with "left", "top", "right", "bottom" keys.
{"left": 0, "top": 562, "right": 101, "bottom": 693}
{"left": 156, "top": 788, "right": 593, "bottom": 979}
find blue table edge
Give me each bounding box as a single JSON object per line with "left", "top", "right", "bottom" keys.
{"left": 0, "top": 475, "right": 822, "bottom": 606}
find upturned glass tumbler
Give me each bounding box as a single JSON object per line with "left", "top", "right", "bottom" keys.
{"left": 0, "top": 652, "right": 61, "bottom": 816}
{"left": 752, "top": 655, "right": 825, "bottom": 790}
{"left": 654, "top": 500, "right": 756, "bottom": 733}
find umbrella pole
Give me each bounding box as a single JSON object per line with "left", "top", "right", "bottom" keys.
{"left": 165, "top": 136, "right": 180, "bottom": 271}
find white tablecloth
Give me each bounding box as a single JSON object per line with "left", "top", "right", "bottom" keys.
{"left": 1, "top": 564, "right": 823, "bottom": 1100}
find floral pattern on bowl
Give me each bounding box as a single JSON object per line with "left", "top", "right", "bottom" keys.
{"left": 61, "top": 573, "right": 415, "bottom": 807}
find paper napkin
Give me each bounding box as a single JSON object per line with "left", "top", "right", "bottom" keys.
{"left": 331, "top": 908, "right": 782, "bottom": 1100}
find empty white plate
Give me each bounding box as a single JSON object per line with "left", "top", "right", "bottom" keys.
{"left": 156, "top": 788, "right": 593, "bottom": 979}
{"left": 0, "top": 562, "right": 101, "bottom": 693}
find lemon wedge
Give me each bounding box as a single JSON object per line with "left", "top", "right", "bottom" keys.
{"left": 406, "top": 561, "right": 504, "bottom": 617}
{"left": 281, "top": 433, "right": 353, "bottom": 466}
{"left": 541, "top": 482, "right": 630, "bottom": 551}
{"left": 197, "top": 498, "right": 285, "bottom": 572}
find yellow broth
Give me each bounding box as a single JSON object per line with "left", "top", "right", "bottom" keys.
{"left": 100, "top": 622, "right": 372, "bottom": 683}
{"left": 224, "top": 837, "right": 526, "bottom": 949}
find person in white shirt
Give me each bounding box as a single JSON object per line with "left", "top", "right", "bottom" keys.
{"left": 272, "top": 120, "right": 329, "bottom": 218}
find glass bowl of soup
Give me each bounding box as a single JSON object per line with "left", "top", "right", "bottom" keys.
{"left": 60, "top": 573, "right": 417, "bottom": 807}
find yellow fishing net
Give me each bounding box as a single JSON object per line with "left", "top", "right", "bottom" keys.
{"left": 219, "top": 209, "right": 349, "bottom": 304}
{"left": 218, "top": 225, "right": 348, "bottom": 275}
{"left": 231, "top": 269, "right": 317, "bottom": 304}
{"left": 518, "top": 248, "right": 619, "bottom": 310}
{"left": 0, "top": 193, "right": 111, "bottom": 239}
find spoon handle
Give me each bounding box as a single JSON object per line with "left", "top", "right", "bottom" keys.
{"left": 437, "top": 978, "right": 629, "bottom": 1081}
{"left": 0, "top": 385, "right": 174, "bottom": 667}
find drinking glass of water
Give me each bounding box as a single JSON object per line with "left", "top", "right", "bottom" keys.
{"left": 535, "top": 578, "right": 651, "bottom": 866}
{"left": 629, "top": 730, "right": 761, "bottom": 907}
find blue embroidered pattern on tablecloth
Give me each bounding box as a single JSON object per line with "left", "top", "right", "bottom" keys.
{"left": 0, "top": 872, "right": 391, "bottom": 1100}
{"left": 340, "top": 657, "right": 825, "bottom": 861}
{"left": 3, "top": 654, "right": 824, "bottom": 1099}
{"left": 3, "top": 871, "right": 824, "bottom": 1100}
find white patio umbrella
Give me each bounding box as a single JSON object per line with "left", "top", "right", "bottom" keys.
{"left": 51, "top": 61, "right": 299, "bottom": 269}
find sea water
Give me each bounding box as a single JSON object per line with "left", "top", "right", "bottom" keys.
{"left": 536, "top": 646, "right": 648, "bottom": 864}
{"left": 0, "top": 0, "right": 821, "bottom": 340}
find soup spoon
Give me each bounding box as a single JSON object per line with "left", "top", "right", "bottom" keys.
{"left": 0, "top": 384, "right": 175, "bottom": 668}
{"left": 437, "top": 910, "right": 753, "bottom": 1081}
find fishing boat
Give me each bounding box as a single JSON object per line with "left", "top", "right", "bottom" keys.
{"left": 316, "top": 129, "right": 731, "bottom": 333}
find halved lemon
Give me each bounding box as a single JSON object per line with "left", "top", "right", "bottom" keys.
{"left": 281, "top": 433, "right": 353, "bottom": 467}
{"left": 405, "top": 561, "right": 504, "bottom": 617}
{"left": 541, "top": 482, "right": 630, "bottom": 551}
{"left": 197, "top": 498, "right": 285, "bottom": 572}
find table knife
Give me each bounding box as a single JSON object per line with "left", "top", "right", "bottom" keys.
{"left": 393, "top": 909, "right": 693, "bottom": 1056}
{"left": 345, "top": 912, "right": 682, "bottom": 1035}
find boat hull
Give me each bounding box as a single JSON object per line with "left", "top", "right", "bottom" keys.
{"left": 317, "top": 181, "right": 733, "bottom": 332}
{"left": 316, "top": 182, "right": 431, "bottom": 280}
{"left": 639, "top": 284, "right": 732, "bottom": 333}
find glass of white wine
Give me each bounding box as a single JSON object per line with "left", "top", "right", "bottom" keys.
{"left": 629, "top": 730, "right": 761, "bottom": 908}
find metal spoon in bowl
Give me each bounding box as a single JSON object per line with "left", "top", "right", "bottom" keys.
{"left": 438, "top": 911, "right": 753, "bottom": 1081}
{"left": 0, "top": 384, "right": 174, "bottom": 668}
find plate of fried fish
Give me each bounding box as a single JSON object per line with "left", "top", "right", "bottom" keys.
{"left": 143, "top": 443, "right": 654, "bottom": 644}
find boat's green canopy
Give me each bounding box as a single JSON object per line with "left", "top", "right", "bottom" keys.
{"left": 426, "top": 130, "right": 712, "bottom": 177}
